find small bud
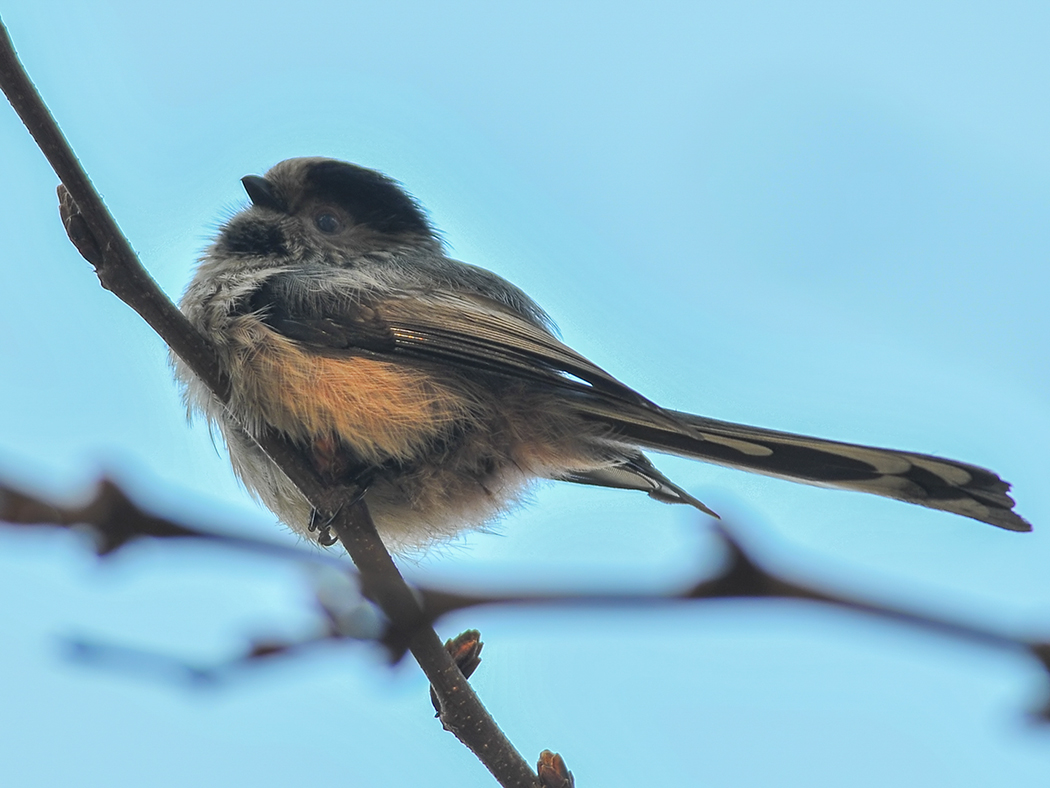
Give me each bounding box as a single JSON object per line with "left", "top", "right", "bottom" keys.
{"left": 537, "top": 750, "right": 574, "bottom": 788}
{"left": 57, "top": 184, "right": 103, "bottom": 268}
{"left": 430, "top": 629, "right": 484, "bottom": 715}
{"left": 445, "top": 629, "right": 483, "bottom": 679}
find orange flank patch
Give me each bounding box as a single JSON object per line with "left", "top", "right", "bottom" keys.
{"left": 243, "top": 329, "right": 474, "bottom": 463}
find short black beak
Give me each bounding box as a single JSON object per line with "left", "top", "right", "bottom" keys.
{"left": 241, "top": 175, "right": 288, "bottom": 213}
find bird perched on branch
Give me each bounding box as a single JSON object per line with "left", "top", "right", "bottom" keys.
{"left": 175, "top": 157, "right": 1029, "bottom": 551}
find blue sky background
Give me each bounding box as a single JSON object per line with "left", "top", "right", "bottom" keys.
{"left": 1, "top": 2, "right": 1049, "bottom": 785}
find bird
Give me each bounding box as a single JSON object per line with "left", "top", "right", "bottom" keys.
{"left": 174, "top": 157, "right": 1029, "bottom": 552}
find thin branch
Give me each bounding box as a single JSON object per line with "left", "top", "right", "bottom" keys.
{"left": 333, "top": 500, "right": 535, "bottom": 776}
{"left": 0, "top": 18, "right": 539, "bottom": 788}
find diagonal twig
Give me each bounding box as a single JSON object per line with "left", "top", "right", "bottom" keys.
{"left": 0, "top": 18, "right": 541, "bottom": 788}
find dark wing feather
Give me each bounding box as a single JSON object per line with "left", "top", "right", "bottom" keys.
{"left": 251, "top": 275, "right": 673, "bottom": 416}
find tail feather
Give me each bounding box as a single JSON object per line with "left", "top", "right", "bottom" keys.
{"left": 564, "top": 453, "right": 719, "bottom": 517}
{"left": 577, "top": 402, "right": 1029, "bottom": 532}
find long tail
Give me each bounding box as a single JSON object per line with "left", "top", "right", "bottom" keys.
{"left": 578, "top": 401, "right": 1029, "bottom": 532}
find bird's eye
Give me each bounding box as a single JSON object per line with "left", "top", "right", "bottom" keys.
{"left": 314, "top": 212, "right": 341, "bottom": 234}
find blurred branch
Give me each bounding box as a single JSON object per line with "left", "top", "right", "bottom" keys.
{"left": 0, "top": 19, "right": 540, "bottom": 788}
{"left": 5, "top": 472, "right": 1050, "bottom": 724}
{"left": 0, "top": 475, "right": 345, "bottom": 564}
